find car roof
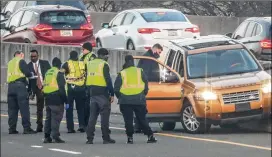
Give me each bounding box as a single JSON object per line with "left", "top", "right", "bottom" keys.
{"left": 129, "top": 8, "right": 180, "bottom": 13}
{"left": 18, "top": 5, "right": 82, "bottom": 13}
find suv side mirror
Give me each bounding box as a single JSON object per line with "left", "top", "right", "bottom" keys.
{"left": 225, "top": 33, "right": 233, "bottom": 38}
{"left": 101, "top": 23, "right": 110, "bottom": 28}
{"left": 9, "top": 25, "right": 16, "bottom": 33}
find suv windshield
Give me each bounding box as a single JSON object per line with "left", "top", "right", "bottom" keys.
{"left": 37, "top": 1, "right": 86, "bottom": 10}
{"left": 141, "top": 12, "right": 188, "bottom": 22}
{"left": 186, "top": 48, "right": 260, "bottom": 79}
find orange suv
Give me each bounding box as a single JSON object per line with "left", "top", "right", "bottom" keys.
{"left": 133, "top": 35, "right": 271, "bottom": 134}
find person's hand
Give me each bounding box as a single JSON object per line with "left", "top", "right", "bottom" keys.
{"left": 65, "top": 104, "right": 69, "bottom": 110}
{"left": 110, "top": 96, "right": 114, "bottom": 103}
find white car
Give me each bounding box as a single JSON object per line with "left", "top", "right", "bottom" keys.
{"left": 95, "top": 8, "right": 200, "bottom": 50}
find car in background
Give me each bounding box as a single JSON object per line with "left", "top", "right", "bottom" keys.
{"left": 226, "top": 17, "right": 271, "bottom": 61}
{"left": 0, "top": 1, "right": 92, "bottom": 23}
{"left": 1, "top": 5, "right": 95, "bottom": 46}
{"left": 134, "top": 35, "right": 271, "bottom": 133}
{"left": 95, "top": 8, "right": 200, "bottom": 50}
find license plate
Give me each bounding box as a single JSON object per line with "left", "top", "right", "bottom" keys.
{"left": 168, "top": 31, "right": 177, "bottom": 36}
{"left": 235, "top": 102, "right": 251, "bottom": 112}
{"left": 60, "top": 30, "right": 73, "bottom": 36}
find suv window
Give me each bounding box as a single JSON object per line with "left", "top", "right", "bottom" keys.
{"left": 8, "top": 11, "right": 24, "bottom": 27}
{"left": 233, "top": 21, "right": 249, "bottom": 39}
{"left": 20, "top": 11, "right": 33, "bottom": 26}
{"left": 13, "top": 1, "right": 26, "bottom": 12}
{"left": 244, "top": 22, "right": 256, "bottom": 37}
{"left": 111, "top": 13, "right": 125, "bottom": 27}
{"left": 252, "top": 23, "right": 262, "bottom": 36}
{"left": 173, "top": 51, "right": 184, "bottom": 77}
{"left": 166, "top": 49, "right": 176, "bottom": 68}
{"left": 2, "top": 1, "right": 17, "bottom": 13}
{"left": 122, "top": 13, "right": 135, "bottom": 25}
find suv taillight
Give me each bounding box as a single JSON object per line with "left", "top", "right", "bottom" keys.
{"left": 33, "top": 24, "right": 52, "bottom": 32}
{"left": 185, "top": 26, "right": 200, "bottom": 33}
{"left": 260, "top": 39, "right": 272, "bottom": 49}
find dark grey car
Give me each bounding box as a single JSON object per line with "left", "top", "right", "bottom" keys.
{"left": 226, "top": 17, "right": 271, "bottom": 61}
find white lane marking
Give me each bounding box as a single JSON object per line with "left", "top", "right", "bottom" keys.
{"left": 31, "top": 145, "right": 43, "bottom": 148}
{"left": 48, "top": 148, "right": 82, "bottom": 155}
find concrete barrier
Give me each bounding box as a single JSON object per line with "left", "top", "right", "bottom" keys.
{"left": 90, "top": 12, "right": 248, "bottom": 35}
{"left": 1, "top": 42, "right": 271, "bottom": 133}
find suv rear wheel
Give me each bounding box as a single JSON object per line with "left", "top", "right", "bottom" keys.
{"left": 159, "top": 122, "right": 176, "bottom": 131}
{"left": 181, "top": 101, "right": 211, "bottom": 134}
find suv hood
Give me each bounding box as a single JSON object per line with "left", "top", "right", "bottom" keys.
{"left": 190, "top": 71, "right": 271, "bottom": 89}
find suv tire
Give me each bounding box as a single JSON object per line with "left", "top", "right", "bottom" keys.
{"left": 159, "top": 122, "right": 176, "bottom": 131}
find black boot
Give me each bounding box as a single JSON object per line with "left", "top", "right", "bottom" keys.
{"left": 53, "top": 137, "right": 65, "bottom": 143}
{"left": 36, "top": 125, "right": 43, "bottom": 132}
{"left": 147, "top": 135, "right": 157, "bottom": 143}
{"left": 77, "top": 128, "right": 85, "bottom": 133}
{"left": 23, "top": 128, "right": 37, "bottom": 134}
{"left": 43, "top": 137, "right": 52, "bottom": 143}
{"left": 9, "top": 130, "right": 19, "bottom": 134}
{"left": 103, "top": 138, "right": 116, "bottom": 144}
{"left": 67, "top": 129, "right": 76, "bottom": 133}
{"left": 86, "top": 140, "right": 93, "bottom": 144}
{"left": 127, "top": 136, "right": 133, "bottom": 144}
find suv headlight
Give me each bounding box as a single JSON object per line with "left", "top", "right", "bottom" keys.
{"left": 262, "top": 82, "right": 271, "bottom": 94}
{"left": 195, "top": 90, "right": 218, "bottom": 100}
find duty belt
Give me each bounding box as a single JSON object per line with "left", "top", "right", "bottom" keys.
{"left": 66, "top": 75, "right": 85, "bottom": 81}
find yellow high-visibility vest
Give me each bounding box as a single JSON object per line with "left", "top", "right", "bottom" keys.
{"left": 43, "top": 67, "right": 59, "bottom": 94}
{"left": 66, "top": 60, "right": 85, "bottom": 86}
{"left": 86, "top": 59, "right": 108, "bottom": 87}
{"left": 7, "top": 57, "right": 25, "bottom": 83}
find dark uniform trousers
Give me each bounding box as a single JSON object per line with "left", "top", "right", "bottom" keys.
{"left": 120, "top": 104, "right": 153, "bottom": 137}
{"left": 86, "top": 95, "right": 111, "bottom": 141}
{"left": 66, "top": 84, "right": 86, "bottom": 130}
{"left": 8, "top": 82, "right": 31, "bottom": 131}
{"left": 44, "top": 105, "right": 64, "bottom": 138}
{"left": 84, "top": 88, "right": 91, "bottom": 127}
{"left": 35, "top": 88, "right": 45, "bottom": 128}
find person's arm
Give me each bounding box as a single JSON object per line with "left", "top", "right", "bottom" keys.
{"left": 57, "top": 72, "right": 67, "bottom": 104}
{"left": 141, "top": 69, "right": 149, "bottom": 95}
{"left": 19, "top": 60, "right": 33, "bottom": 77}
{"left": 90, "top": 54, "right": 96, "bottom": 61}
{"left": 114, "top": 73, "right": 122, "bottom": 98}
{"left": 103, "top": 64, "right": 114, "bottom": 97}
{"left": 61, "top": 62, "right": 69, "bottom": 75}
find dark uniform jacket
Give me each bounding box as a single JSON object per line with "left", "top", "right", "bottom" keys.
{"left": 114, "top": 63, "right": 148, "bottom": 105}
{"left": 44, "top": 71, "right": 67, "bottom": 106}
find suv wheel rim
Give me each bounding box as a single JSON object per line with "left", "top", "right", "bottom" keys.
{"left": 183, "top": 106, "right": 200, "bottom": 131}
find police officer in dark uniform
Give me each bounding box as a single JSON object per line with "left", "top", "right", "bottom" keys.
{"left": 114, "top": 55, "right": 157, "bottom": 144}
{"left": 79, "top": 42, "right": 96, "bottom": 128}
{"left": 7, "top": 51, "right": 37, "bottom": 134}
{"left": 85, "top": 48, "right": 115, "bottom": 144}
{"left": 43, "top": 57, "right": 67, "bottom": 143}
{"left": 62, "top": 51, "right": 86, "bottom": 133}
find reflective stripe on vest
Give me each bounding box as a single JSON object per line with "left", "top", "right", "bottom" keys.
{"left": 7, "top": 57, "right": 25, "bottom": 83}
{"left": 86, "top": 59, "right": 107, "bottom": 86}
{"left": 43, "top": 67, "right": 59, "bottom": 94}
{"left": 120, "top": 67, "right": 145, "bottom": 95}
{"left": 66, "top": 60, "right": 85, "bottom": 86}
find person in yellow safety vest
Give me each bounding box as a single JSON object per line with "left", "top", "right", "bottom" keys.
{"left": 7, "top": 51, "right": 37, "bottom": 135}
{"left": 43, "top": 57, "right": 67, "bottom": 144}
{"left": 85, "top": 48, "right": 115, "bottom": 144}
{"left": 79, "top": 42, "right": 96, "bottom": 129}
{"left": 61, "top": 51, "right": 86, "bottom": 133}
{"left": 114, "top": 55, "right": 157, "bottom": 144}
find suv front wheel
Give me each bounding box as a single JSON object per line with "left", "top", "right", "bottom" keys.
{"left": 181, "top": 101, "right": 211, "bottom": 134}
{"left": 159, "top": 122, "right": 176, "bottom": 131}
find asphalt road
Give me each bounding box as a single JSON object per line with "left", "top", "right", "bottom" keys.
{"left": 1, "top": 103, "right": 271, "bottom": 157}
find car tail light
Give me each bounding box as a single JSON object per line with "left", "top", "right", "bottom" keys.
{"left": 80, "top": 23, "right": 93, "bottom": 36}
{"left": 33, "top": 24, "right": 52, "bottom": 32}
{"left": 138, "top": 28, "right": 160, "bottom": 34}
{"left": 86, "top": 15, "right": 91, "bottom": 23}
{"left": 260, "top": 39, "right": 271, "bottom": 49}
{"left": 185, "top": 26, "right": 200, "bottom": 33}
{"left": 144, "top": 47, "right": 151, "bottom": 50}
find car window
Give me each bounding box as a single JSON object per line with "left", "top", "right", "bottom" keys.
{"left": 166, "top": 49, "right": 176, "bottom": 68}
{"left": 8, "top": 11, "right": 24, "bottom": 27}
{"left": 26, "top": 1, "right": 36, "bottom": 6}
{"left": 141, "top": 11, "right": 188, "bottom": 22}
{"left": 36, "top": 1, "right": 86, "bottom": 10}
{"left": 20, "top": 11, "right": 33, "bottom": 26}
{"left": 244, "top": 22, "right": 256, "bottom": 37}
{"left": 252, "top": 23, "right": 262, "bottom": 36}
{"left": 233, "top": 21, "right": 249, "bottom": 39}
{"left": 122, "top": 13, "right": 135, "bottom": 25}
{"left": 2, "top": 1, "right": 17, "bottom": 13}
{"left": 174, "top": 51, "right": 184, "bottom": 77}
{"left": 111, "top": 13, "right": 125, "bottom": 27}
{"left": 13, "top": 1, "right": 26, "bottom": 13}
{"left": 186, "top": 49, "right": 260, "bottom": 79}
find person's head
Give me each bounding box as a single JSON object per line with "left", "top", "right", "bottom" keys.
{"left": 69, "top": 51, "right": 78, "bottom": 60}
{"left": 82, "top": 42, "right": 93, "bottom": 55}
{"left": 151, "top": 43, "right": 163, "bottom": 58}
{"left": 97, "top": 48, "right": 109, "bottom": 61}
{"left": 30, "top": 49, "right": 39, "bottom": 63}
{"left": 14, "top": 51, "right": 24, "bottom": 59}
{"left": 124, "top": 55, "right": 134, "bottom": 66}
{"left": 52, "top": 57, "right": 62, "bottom": 69}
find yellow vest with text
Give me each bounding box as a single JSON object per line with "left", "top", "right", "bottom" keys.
{"left": 86, "top": 59, "right": 107, "bottom": 87}
{"left": 66, "top": 60, "right": 85, "bottom": 86}
{"left": 7, "top": 57, "right": 25, "bottom": 83}
{"left": 120, "top": 67, "right": 145, "bottom": 95}
{"left": 79, "top": 52, "right": 94, "bottom": 64}
{"left": 43, "top": 67, "right": 59, "bottom": 94}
